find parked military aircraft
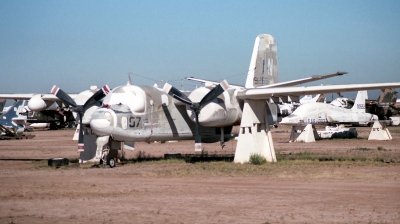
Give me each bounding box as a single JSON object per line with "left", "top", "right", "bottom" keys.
{"left": 280, "top": 90, "right": 378, "bottom": 126}
{"left": 0, "top": 100, "right": 27, "bottom": 136}
{"left": 0, "top": 86, "right": 103, "bottom": 129}
{"left": 49, "top": 34, "right": 400, "bottom": 165}
{"left": 328, "top": 88, "right": 399, "bottom": 120}
{"left": 366, "top": 89, "right": 399, "bottom": 120}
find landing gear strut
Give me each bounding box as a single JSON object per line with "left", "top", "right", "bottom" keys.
{"left": 100, "top": 146, "right": 117, "bottom": 168}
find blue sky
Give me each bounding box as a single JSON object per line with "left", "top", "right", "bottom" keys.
{"left": 1, "top": 0, "right": 399, "bottom": 99}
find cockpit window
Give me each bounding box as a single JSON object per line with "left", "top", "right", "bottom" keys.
{"left": 103, "top": 86, "right": 146, "bottom": 114}
{"left": 110, "top": 104, "right": 131, "bottom": 113}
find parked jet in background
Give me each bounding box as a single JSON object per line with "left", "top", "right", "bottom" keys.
{"left": 0, "top": 100, "right": 27, "bottom": 136}
{"left": 366, "top": 88, "right": 399, "bottom": 120}
{"left": 0, "top": 86, "right": 105, "bottom": 129}
{"left": 328, "top": 88, "right": 399, "bottom": 120}
{"left": 279, "top": 94, "right": 326, "bottom": 117}
{"left": 280, "top": 91, "right": 378, "bottom": 126}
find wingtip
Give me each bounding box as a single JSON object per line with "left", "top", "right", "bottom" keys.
{"left": 102, "top": 85, "right": 111, "bottom": 95}
{"left": 220, "top": 80, "right": 229, "bottom": 90}
{"left": 78, "top": 143, "right": 84, "bottom": 152}
{"left": 51, "top": 85, "right": 59, "bottom": 95}
{"left": 195, "top": 143, "right": 202, "bottom": 152}
{"left": 162, "top": 83, "right": 172, "bottom": 94}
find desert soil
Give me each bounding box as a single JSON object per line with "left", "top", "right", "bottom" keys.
{"left": 0, "top": 125, "right": 399, "bottom": 224}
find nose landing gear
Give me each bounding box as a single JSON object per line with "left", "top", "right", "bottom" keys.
{"left": 99, "top": 146, "right": 116, "bottom": 168}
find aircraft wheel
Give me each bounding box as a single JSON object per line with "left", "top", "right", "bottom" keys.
{"left": 48, "top": 158, "right": 69, "bottom": 167}
{"left": 107, "top": 158, "right": 116, "bottom": 168}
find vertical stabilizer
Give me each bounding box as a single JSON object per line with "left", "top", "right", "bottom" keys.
{"left": 2, "top": 100, "right": 26, "bottom": 118}
{"left": 245, "top": 34, "right": 278, "bottom": 88}
{"left": 351, "top": 91, "right": 367, "bottom": 113}
{"left": 377, "top": 88, "right": 397, "bottom": 103}
{"left": 0, "top": 100, "right": 27, "bottom": 136}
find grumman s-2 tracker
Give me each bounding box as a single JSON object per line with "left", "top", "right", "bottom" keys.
{"left": 49, "top": 34, "right": 400, "bottom": 167}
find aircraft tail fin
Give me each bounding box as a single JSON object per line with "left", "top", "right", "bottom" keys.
{"left": 2, "top": 100, "right": 26, "bottom": 117}
{"left": 245, "top": 34, "right": 278, "bottom": 88}
{"left": 351, "top": 91, "right": 367, "bottom": 113}
{"left": 377, "top": 88, "right": 398, "bottom": 103}
{"left": 312, "top": 94, "right": 326, "bottom": 103}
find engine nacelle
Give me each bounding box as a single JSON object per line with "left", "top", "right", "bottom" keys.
{"left": 74, "top": 86, "right": 99, "bottom": 105}
{"left": 74, "top": 86, "right": 102, "bottom": 124}
{"left": 28, "top": 94, "right": 52, "bottom": 111}
{"left": 187, "top": 87, "right": 241, "bottom": 127}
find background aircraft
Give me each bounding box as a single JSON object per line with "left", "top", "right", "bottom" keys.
{"left": 0, "top": 86, "right": 105, "bottom": 130}
{"left": 0, "top": 100, "right": 27, "bottom": 136}
{"left": 328, "top": 88, "right": 399, "bottom": 120}
{"left": 366, "top": 89, "right": 399, "bottom": 120}
{"left": 280, "top": 91, "right": 378, "bottom": 126}
{"left": 49, "top": 34, "right": 400, "bottom": 167}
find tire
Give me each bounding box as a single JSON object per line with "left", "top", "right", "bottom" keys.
{"left": 107, "top": 158, "right": 116, "bottom": 168}
{"left": 48, "top": 158, "right": 69, "bottom": 167}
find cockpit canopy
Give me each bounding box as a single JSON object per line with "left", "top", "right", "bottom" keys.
{"left": 102, "top": 85, "right": 146, "bottom": 114}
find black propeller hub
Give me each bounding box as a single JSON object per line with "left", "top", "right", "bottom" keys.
{"left": 190, "top": 103, "right": 201, "bottom": 113}
{"left": 74, "top": 105, "right": 85, "bottom": 114}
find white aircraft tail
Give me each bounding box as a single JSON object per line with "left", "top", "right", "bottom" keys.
{"left": 245, "top": 34, "right": 278, "bottom": 88}
{"left": 351, "top": 90, "right": 368, "bottom": 113}
{"left": 2, "top": 100, "right": 26, "bottom": 119}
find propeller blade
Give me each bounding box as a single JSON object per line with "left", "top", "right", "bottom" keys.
{"left": 163, "top": 83, "right": 193, "bottom": 105}
{"left": 51, "top": 85, "right": 77, "bottom": 107}
{"left": 164, "top": 80, "right": 229, "bottom": 152}
{"left": 83, "top": 85, "right": 111, "bottom": 111}
{"left": 77, "top": 112, "right": 84, "bottom": 152}
{"left": 194, "top": 111, "right": 202, "bottom": 151}
{"left": 52, "top": 84, "right": 109, "bottom": 152}
{"left": 199, "top": 80, "right": 229, "bottom": 105}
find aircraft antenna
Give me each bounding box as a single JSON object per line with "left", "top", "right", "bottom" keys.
{"left": 127, "top": 72, "right": 132, "bottom": 85}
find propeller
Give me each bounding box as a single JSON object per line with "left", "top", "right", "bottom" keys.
{"left": 163, "top": 80, "right": 229, "bottom": 151}
{"left": 51, "top": 85, "right": 110, "bottom": 152}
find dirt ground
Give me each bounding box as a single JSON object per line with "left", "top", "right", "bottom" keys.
{"left": 0, "top": 125, "right": 399, "bottom": 224}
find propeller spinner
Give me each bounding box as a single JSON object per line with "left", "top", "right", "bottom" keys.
{"left": 51, "top": 85, "right": 110, "bottom": 151}
{"left": 163, "top": 80, "right": 229, "bottom": 151}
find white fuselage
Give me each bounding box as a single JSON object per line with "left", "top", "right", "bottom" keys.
{"left": 89, "top": 85, "right": 242, "bottom": 143}
{"left": 280, "top": 103, "right": 378, "bottom": 125}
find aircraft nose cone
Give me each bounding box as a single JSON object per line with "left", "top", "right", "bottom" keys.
{"left": 280, "top": 115, "right": 299, "bottom": 125}
{"left": 90, "top": 119, "right": 110, "bottom": 129}
{"left": 90, "top": 108, "right": 115, "bottom": 135}
{"left": 90, "top": 118, "right": 113, "bottom": 135}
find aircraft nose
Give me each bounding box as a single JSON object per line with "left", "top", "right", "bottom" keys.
{"left": 90, "top": 118, "right": 110, "bottom": 130}
{"left": 280, "top": 115, "right": 299, "bottom": 125}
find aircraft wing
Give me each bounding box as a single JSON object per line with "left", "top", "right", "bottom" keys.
{"left": 186, "top": 77, "right": 244, "bottom": 88}
{"left": 259, "top": 72, "right": 347, "bottom": 88}
{"left": 187, "top": 72, "right": 346, "bottom": 89}
{"left": 0, "top": 93, "right": 78, "bottom": 101}
{"left": 237, "top": 83, "right": 400, "bottom": 100}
